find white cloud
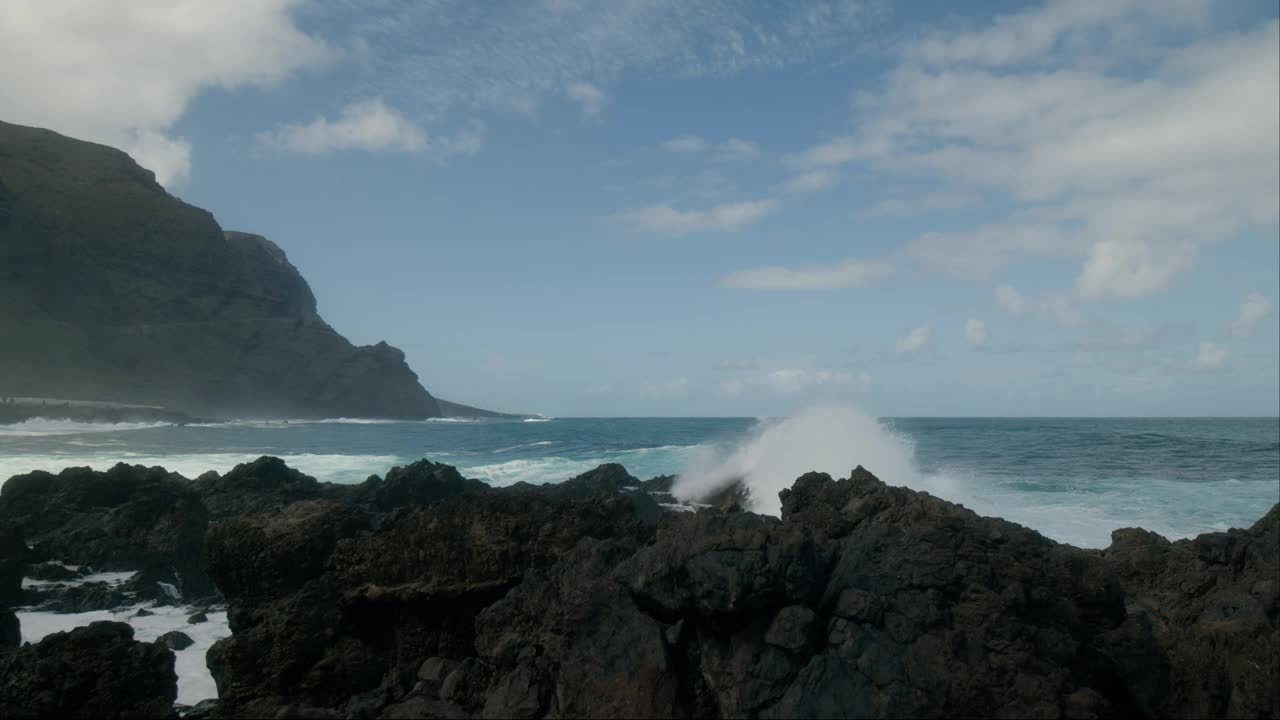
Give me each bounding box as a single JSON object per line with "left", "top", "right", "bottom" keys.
{"left": 661, "top": 135, "right": 760, "bottom": 161}
{"left": 661, "top": 135, "right": 707, "bottom": 153}
{"left": 1228, "top": 291, "right": 1274, "bottom": 338}
{"left": 565, "top": 81, "right": 607, "bottom": 118}
{"left": 0, "top": 0, "right": 329, "bottom": 186}
{"left": 791, "top": 8, "right": 1280, "bottom": 301}
{"left": 259, "top": 98, "right": 428, "bottom": 155}
{"left": 965, "top": 318, "right": 989, "bottom": 347}
{"left": 1195, "top": 341, "right": 1228, "bottom": 370}
{"left": 851, "top": 189, "right": 978, "bottom": 218}
{"left": 718, "top": 259, "right": 893, "bottom": 290}
{"left": 721, "top": 368, "right": 870, "bottom": 396}
{"left": 783, "top": 169, "right": 838, "bottom": 194}
{"left": 633, "top": 378, "right": 695, "bottom": 396}
{"left": 121, "top": 129, "right": 194, "bottom": 187}
{"left": 1075, "top": 239, "right": 1196, "bottom": 301}
{"left": 610, "top": 199, "right": 776, "bottom": 236}
{"left": 1040, "top": 293, "right": 1086, "bottom": 329}
{"left": 995, "top": 284, "right": 1032, "bottom": 317}
{"left": 907, "top": 0, "right": 1207, "bottom": 68}
{"left": 716, "top": 138, "right": 760, "bottom": 161}
{"left": 895, "top": 324, "right": 932, "bottom": 353}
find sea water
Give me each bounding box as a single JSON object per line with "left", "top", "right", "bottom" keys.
{"left": 2, "top": 409, "right": 1276, "bottom": 548}
{"left": 3, "top": 408, "right": 1277, "bottom": 704}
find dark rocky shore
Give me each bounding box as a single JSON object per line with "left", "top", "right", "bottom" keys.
{"left": 0, "top": 458, "right": 1276, "bottom": 718}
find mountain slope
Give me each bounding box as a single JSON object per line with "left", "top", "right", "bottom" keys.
{"left": 0, "top": 120, "right": 442, "bottom": 419}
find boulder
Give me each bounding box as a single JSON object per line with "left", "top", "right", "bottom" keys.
{"left": 0, "top": 621, "right": 176, "bottom": 718}
{"left": 157, "top": 630, "right": 195, "bottom": 651}
{"left": 193, "top": 457, "right": 324, "bottom": 522}
{"left": 0, "top": 463, "right": 212, "bottom": 598}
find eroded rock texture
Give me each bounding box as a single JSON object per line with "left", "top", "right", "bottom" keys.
{"left": 204, "top": 464, "right": 1278, "bottom": 719}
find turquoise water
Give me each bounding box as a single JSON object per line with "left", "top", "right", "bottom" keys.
{"left": 1, "top": 412, "right": 1276, "bottom": 548}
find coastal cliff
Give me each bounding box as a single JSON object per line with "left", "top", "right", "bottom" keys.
{"left": 0, "top": 120, "right": 441, "bottom": 419}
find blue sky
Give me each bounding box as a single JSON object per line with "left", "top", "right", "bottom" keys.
{"left": 3, "top": 0, "right": 1278, "bottom": 416}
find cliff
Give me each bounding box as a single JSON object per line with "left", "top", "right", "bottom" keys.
{"left": 0, "top": 119, "right": 441, "bottom": 419}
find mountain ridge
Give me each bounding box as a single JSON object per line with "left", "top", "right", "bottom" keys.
{"left": 0, "top": 120, "right": 508, "bottom": 420}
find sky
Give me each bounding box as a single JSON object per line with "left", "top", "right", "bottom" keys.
{"left": 1, "top": 0, "right": 1278, "bottom": 417}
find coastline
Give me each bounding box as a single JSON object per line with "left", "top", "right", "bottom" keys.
{"left": 1, "top": 455, "right": 1276, "bottom": 717}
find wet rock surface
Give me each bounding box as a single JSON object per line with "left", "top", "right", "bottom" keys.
{"left": 199, "top": 462, "right": 1278, "bottom": 719}
{"left": 0, "top": 620, "right": 177, "bottom": 718}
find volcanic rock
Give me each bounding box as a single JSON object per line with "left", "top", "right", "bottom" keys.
{"left": 0, "top": 621, "right": 176, "bottom": 718}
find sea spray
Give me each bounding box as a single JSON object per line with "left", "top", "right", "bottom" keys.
{"left": 674, "top": 405, "right": 919, "bottom": 515}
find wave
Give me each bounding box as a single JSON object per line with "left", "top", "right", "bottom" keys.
{"left": 0, "top": 419, "right": 172, "bottom": 437}
{"left": 463, "top": 456, "right": 605, "bottom": 486}
{"left": 675, "top": 405, "right": 917, "bottom": 516}
{"left": 523, "top": 417, "right": 553, "bottom": 422}
{"left": 672, "top": 404, "right": 1279, "bottom": 549}
{"left": 493, "top": 441, "right": 556, "bottom": 453}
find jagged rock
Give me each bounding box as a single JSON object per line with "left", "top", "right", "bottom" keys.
{"left": 206, "top": 483, "right": 656, "bottom": 717}
{"left": 157, "top": 630, "right": 195, "bottom": 651}
{"left": 187, "top": 611, "right": 208, "bottom": 625}
{"left": 352, "top": 459, "right": 489, "bottom": 514}
{"left": 0, "top": 522, "right": 24, "bottom": 647}
{"left": 1101, "top": 504, "right": 1280, "bottom": 718}
{"left": 24, "top": 561, "right": 84, "bottom": 581}
{"left": 202, "top": 463, "right": 1278, "bottom": 719}
{"left": 0, "top": 621, "right": 176, "bottom": 718}
{"left": 22, "top": 580, "right": 132, "bottom": 614}
{"left": 0, "top": 463, "right": 212, "bottom": 598}
{"left": 194, "top": 457, "right": 325, "bottom": 522}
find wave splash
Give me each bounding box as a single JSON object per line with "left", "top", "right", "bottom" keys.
{"left": 674, "top": 405, "right": 921, "bottom": 516}
{"left": 0, "top": 419, "right": 172, "bottom": 437}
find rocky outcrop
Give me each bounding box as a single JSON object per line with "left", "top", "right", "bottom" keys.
{"left": 0, "top": 463, "right": 213, "bottom": 599}
{"left": 0, "top": 621, "right": 177, "bottom": 718}
{"left": 203, "top": 463, "right": 1279, "bottom": 719}
{"left": 0, "top": 522, "right": 25, "bottom": 646}
{"left": 0, "top": 119, "right": 441, "bottom": 419}
{"left": 1, "top": 456, "right": 498, "bottom": 613}
{"left": 1102, "top": 505, "right": 1280, "bottom": 718}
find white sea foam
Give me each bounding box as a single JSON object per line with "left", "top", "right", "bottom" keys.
{"left": 464, "top": 457, "right": 603, "bottom": 485}
{"left": 17, "top": 604, "right": 230, "bottom": 705}
{"left": 493, "top": 441, "right": 556, "bottom": 453}
{"left": 0, "top": 453, "right": 400, "bottom": 485}
{"left": 673, "top": 404, "right": 1277, "bottom": 549}
{"left": 523, "top": 417, "right": 553, "bottom": 422}
{"left": 675, "top": 405, "right": 917, "bottom": 516}
{"left": 22, "top": 570, "right": 136, "bottom": 590}
{"left": 0, "top": 419, "right": 172, "bottom": 437}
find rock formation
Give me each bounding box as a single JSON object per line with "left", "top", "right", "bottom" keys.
{"left": 0, "top": 522, "right": 25, "bottom": 647}
{"left": 0, "top": 463, "right": 213, "bottom": 600}
{"left": 0, "top": 119, "right": 441, "bottom": 420}
{"left": 1, "top": 455, "right": 1274, "bottom": 717}
{"left": 0, "top": 621, "right": 177, "bottom": 718}
{"left": 201, "top": 463, "right": 1278, "bottom": 719}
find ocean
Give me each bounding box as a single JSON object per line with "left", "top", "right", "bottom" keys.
{"left": 2, "top": 408, "right": 1276, "bottom": 549}
{"left": 6, "top": 407, "right": 1278, "bottom": 705}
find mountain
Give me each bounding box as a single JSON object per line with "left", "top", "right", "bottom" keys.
{"left": 0, "top": 120, "right": 457, "bottom": 419}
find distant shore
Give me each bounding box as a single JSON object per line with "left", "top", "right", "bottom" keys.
{"left": 0, "top": 398, "right": 204, "bottom": 426}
